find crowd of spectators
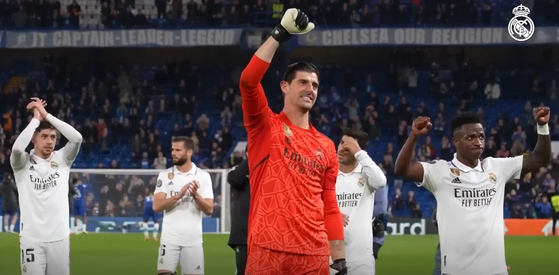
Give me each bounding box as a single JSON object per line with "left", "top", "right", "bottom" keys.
{"left": 1, "top": 49, "right": 558, "bottom": 220}
{"left": 0, "top": 54, "right": 241, "bottom": 218}
{"left": 1, "top": 0, "right": 558, "bottom": 29}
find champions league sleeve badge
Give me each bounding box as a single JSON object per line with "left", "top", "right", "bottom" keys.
{"left": 156, "top": 179, "right": 163, "bottom": 188}
{"left": 508, "top": 4, "right": 535, "bottom": 42}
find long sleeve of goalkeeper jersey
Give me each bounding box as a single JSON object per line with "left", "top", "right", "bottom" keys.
{"left": 322, "top": 141, "right": 344, "bottom": 241}
{"left": 10, "top": 118, "right": 40, "bottom": 171}
{"left": 45, "top": 114, "right": 83, "bottom": 163}
{"left": 239, "top": 55, "right": 271, "bottom": 129}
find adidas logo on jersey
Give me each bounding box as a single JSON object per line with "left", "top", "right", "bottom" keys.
{"left": 168, "top": 181, "right": 173, "bottom": 185}
{"left": 196, "top": 266, "right": 201, "bottom": 270}
{"left": 30, "top": 166, "right": 35, "bottom": 171}
{"left": 452, "top": 177, "right": 462, "bottom": 184}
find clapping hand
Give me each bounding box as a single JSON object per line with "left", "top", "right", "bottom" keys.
{"left": 26, "top": 98, "right": 47, "bottom": 120}
{"left": 188, "top": 180, "right": 200, "bottom": 196}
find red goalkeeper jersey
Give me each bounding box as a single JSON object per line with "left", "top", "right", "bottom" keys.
{"left": 240, "top": 55, "right": 344, "bottom": 256}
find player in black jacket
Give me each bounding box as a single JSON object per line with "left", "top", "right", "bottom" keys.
{"left": 227, "top": 149, "right": 250, "bottom": 275}
{"left": 0, "top": 173, "right": 19, "bottom": 233}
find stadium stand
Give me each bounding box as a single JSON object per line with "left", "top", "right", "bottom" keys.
{"left": 0, "top": 1, "right": 558, "bottom": 224}
{"left": 1, "top": 0, "right": 558, "bottom": 29}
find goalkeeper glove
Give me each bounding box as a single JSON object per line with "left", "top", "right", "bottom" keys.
{"left": 271, "top": 8, "right": 315, "bottom": 43}
{"left": 372, "top": 217, "right": 385, "bottom": 238}
{"left": 330, "top": 258, "right": 347, "bottom": 275}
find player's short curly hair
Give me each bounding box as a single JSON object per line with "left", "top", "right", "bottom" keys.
{"left": 450, "top": 112, "right": 483, "bottom": 137}
{"left": 282, "top": 62, "right": 320, "bottom": 84}
{"left": 342, "top": 128, "right": 369, "bottom": 150}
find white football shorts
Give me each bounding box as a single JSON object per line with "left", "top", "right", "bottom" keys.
{"left": 19, "top": 236, "right": 70, "bottom": 275}
{"left": 157, "top": 243, "right": 204, "bottom": 274}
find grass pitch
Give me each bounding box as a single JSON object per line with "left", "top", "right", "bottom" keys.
{"left": 0, "top": 233, "right": 557, "bottom": 274}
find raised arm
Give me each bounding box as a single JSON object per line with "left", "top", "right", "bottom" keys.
{"left": 394, "top": 117, "right": 431, "bottom": 182}
{"left": 10, "top": 118, "right": 40, "bottom": 171}
{"left": 239, "top": 38, "right": 278, "bottom": 129}
{"left": 520, "top": 107, "right": 552, "bottom": 176}
{"left": 44, "top": 114, "right": 83, "bottom": 163}
{"left": 322, "top": 141, "right": 345, "bottom": 261}
{"left": 355, "top": 151, "right": 387, "bottom": 191}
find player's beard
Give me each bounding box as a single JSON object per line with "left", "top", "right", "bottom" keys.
{"left": 172, "top": 156, "right": 188, "bottom": 166}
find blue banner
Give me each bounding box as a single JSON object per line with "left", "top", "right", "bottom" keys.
{"left": 1, "top": 216, "right": 220, "bottom": 233}
{"left": 4, "top": 29, "right": 243, "bottom": 48}
{"left": 296, "top": 26, "right": 559, "bottom": 46}
{"left": 2, "top": 26, "right": 559, "bottom": 48}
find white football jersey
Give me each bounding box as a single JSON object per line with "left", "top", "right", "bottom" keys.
{"left": 12, "top": 149, "right": 71, "bottom": 242}
{"left": 335, "top": 151, "right": 387, "bottom": 263}
{"left": 155, "top": 163, "right": 214, "bottom": 247}
{"left": 417, "top": 154, "right": 523, "bottom": 275}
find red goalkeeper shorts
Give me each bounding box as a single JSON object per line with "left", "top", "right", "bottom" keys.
{"left": 245, "top": 245, "right": 330, "bottom": 275}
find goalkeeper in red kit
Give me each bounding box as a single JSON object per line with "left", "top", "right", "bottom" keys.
{"left": 240, "top": 8, "right": 347, "bottom": 275}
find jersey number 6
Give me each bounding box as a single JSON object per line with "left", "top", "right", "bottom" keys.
{"left": 21, "top": 248, "right": 35, "bottom": 263}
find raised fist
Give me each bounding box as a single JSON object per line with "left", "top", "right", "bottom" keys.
{"left": 411, "top": 116, "right": 432, "bottom": 136}
{"left": 271, "top": 8, "right": 315, "bottom": 43}
{"left": 533, "top": 107, "right": 550, "bottom": 125}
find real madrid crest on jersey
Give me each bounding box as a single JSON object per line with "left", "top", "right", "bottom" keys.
{"left": 283, "top": 124, "right": 293, "bottom": 136}
{"left": 50, "top": 161, "right": 58, "bottom": 168}
{"left": 358, "top": 177, "right": 365, "bottom": 187}
{"left": 488, "top": 172, "right": 497, "bottom": 184}
{"left": 508, "top": 4, "right": 535, "bottom": 42}
{"left": 168, "top": 173, "right": 174, "bottom": 180}
{"left": 450, "top": 168, "right": 460, "bottom": 177}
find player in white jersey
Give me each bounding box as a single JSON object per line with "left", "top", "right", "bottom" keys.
{"left": 394, "top": 109, "right": 551, "bottom": 275}
{"left": 153, "top": 136, "right": 214, "bottom": 275}
{"left": 331, "top": 129, "right": 387, "bottom": 275}
{"left": 10, "top": 98, "right": 83, "bottom": 275}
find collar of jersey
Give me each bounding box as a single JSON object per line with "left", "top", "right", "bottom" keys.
{"left": 338, "top": 163, "right": 362, "bottom": 175}
{"left": 279, "top": 111, "right": 315, "bottom": 133}
{"left": 29, "top": 149, "right": 53, "bottom": 163}
{"left": 451, "top": 153, "right": 483, "bottom": 172}
{"left": 173, "top": 163, "right": 197, "bottom": 175}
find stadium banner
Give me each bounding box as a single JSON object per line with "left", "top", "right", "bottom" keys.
{"left": 297, "top": 26, "right": 559, "bottom": 46}
{"left": 4, "top": 29, "right": 243, "bottom": 48}
{"left": 385, "top": 217, "right": 438, "bottom": 235}
{"left": 505, "top": 218, "right": 557, "bottom": 236}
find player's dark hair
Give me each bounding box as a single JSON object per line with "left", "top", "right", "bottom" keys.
{"left": 172, "top": 136, "right": 194, "bottom": 150}
{"left": 34, "top": 121, "right": 55, "bottom": 134}
{"left": 72, "top": 178, "right": 79, "bottom": 184}
{"left": 342, "top": 128, "right": 369, "bottom": 150}
{"left": 282, "top": 62, "right": 320, "bottom": 84}
{"left": 450, "top": 112, "right": 482, "bottom": 137}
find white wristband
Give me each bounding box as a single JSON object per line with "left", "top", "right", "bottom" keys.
{"left": 537, "top": 123, "right": 549, "bottom": 135}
